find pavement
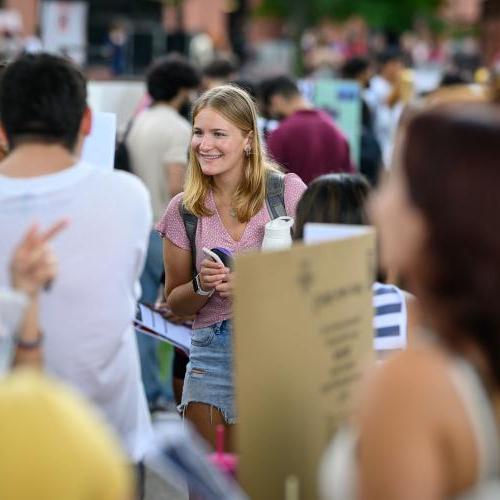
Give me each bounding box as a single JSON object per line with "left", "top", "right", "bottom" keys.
{"left": 144, "top": 466, "right": 188, "bottom": 500}
{"left": 144, "top": 409, "right": 188, "bottom": 500}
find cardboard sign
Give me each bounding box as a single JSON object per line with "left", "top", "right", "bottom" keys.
{"left": 233, "top": 232, "right": 375, "bottom": 499}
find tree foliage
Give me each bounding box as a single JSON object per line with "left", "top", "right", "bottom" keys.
{"left": 255, "top": 0, "right": 444, "bottom": 32}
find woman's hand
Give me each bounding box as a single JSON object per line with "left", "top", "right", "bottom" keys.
{"left": 199, "top": 259, "right": 229, "bottom": 294}
{"left": 10, "top": 220, "right": 68, "bottom": 297}
{"left": 215, "top": 272, "right": 234, "bottom": 299}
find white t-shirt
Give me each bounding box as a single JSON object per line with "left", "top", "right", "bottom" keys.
{"left": 364, "top": 75, "right": 403, "bottom": 167}
{"left": 0, "top": 161, "right": 153, "bottom": 461}
{"left": 127, "top": 104, "right": 191, "bottom": 222}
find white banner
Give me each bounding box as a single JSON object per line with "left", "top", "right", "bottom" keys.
{"left": 40, "top": 1, "right": 87, "bottom": 65}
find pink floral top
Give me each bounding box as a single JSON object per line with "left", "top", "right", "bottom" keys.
{"left": 156, "top": 173, "right": 306, "bottom": 328}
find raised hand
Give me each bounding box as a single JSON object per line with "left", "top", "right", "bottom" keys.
{"left": 10, "top": 220, "right": 68, "bottom": 297}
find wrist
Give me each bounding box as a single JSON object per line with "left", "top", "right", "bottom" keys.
{"left": 192, "top": 274, "right": 214, "bottom": 297}
{"left": 11, "top": 279, "right": 37, "bottom": 299}
{"left": 16, "top": 330, "right": 43, "bottom": 350}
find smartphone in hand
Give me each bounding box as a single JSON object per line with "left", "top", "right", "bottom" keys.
{"left": 202, "top": 247, "right": 233, "bottom": 269}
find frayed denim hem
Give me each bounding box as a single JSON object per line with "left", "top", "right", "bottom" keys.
{"left": 178, "top": 400, "right": 237, "bottom": 425}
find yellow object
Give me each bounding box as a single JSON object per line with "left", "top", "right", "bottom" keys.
{"left": 474, "top": 67, "right": 490, "bottom": 85}
{"left": 0, "top": 370, "right": 133, "bottom": 500}
{"left": 400, "top": 68, "right": 415, "bottom": 103}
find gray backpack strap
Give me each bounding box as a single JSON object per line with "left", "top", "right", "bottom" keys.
{"left": 265, "top": 170, "right": 287, "bottom": 219}
{"left": 179, "top": 201, "right": 198, "bottom": 278}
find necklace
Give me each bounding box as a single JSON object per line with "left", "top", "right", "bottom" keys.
{"left": 213, "top": 191, "right": 237, "bottom": 218}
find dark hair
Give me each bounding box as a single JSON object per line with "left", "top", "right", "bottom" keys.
{"left": 147, "top": 54, "right": 201, "bottom": 103}
{"left": 439, "top": 71, "right": 468, "bottom": 87}
{"left": 403, "top": 104, "right": 500, "bottom": 387}
{"left": 259, "top": 75, "right": 300, "bottom": 110}
{"left": 0, "top": 53, "right": 87, "bottom": 151}
{"left": 376, "top": 48, "right": 403, "bottom": 68}
{"left": 294, "top": 173, "right": 371, "bottom": 240}
{"left": 203, "top": 57, "right": 237, "bottom": 79}
{"left": 341, "top": 57, "right": 370, "bottom": 80}
{"left": 230, "top": 78, "right": 257, "bottom": 100}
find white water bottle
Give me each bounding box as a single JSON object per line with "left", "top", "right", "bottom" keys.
{"left": 262, "top": 216, "right": 294, "bottom": 251}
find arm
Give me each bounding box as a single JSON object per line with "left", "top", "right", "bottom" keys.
{"left": 163, "top": 238, "right": 228, "bottom": 316}
{"left": 13, "top": 300, "right": 42, "bottom": 368}
{"left": 166, "top": 162, "right": 186, "bottom": 199}
{"left": 10, "top": 220, "right": 67, "bottom": 369}
{"left": 164, "top": 123, "right": 190, "bottom": 199}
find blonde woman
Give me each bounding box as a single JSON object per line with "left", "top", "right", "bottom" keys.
{"left": 157, "top": 85, "right": 306, "bottom": 449}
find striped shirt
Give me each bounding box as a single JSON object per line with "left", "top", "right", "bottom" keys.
{"left": 373, "top": 282, "right": 407, "bottom": 351}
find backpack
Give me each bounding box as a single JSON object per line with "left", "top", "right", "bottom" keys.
{"left": 180, "top": 170, "right": 286, "bottom": 277}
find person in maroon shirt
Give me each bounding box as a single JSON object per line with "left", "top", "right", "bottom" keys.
{"left": 260, "top": 75, "right": 354, "bottom": 184}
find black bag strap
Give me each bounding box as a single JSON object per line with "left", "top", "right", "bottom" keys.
{"left": 179, "top": 202, "right": 198, "bottom": 278}
{"left": 180, "top": 170, "right": 287, "bottom": 279}
{"left": 265, "top": 170, "right": 286, "bottom": 219}
{"left": 121, "top": 117, "right": 135, "bottom": 143}
{"left": 114, "top": 118, "right": 136, "bottom": 172}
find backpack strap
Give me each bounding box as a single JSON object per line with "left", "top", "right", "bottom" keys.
{"left": 180, "top": 171, "right": 286, "bottom": 279}
{"left": 265, "top": 170, "right": 287, "bottom": 219}
{"left": 179, "top": 201, "right": 198, "bottom": 278}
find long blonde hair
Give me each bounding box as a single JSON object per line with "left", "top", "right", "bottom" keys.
{"left": 183, "top": 84, "right": 280, "bottom": 222}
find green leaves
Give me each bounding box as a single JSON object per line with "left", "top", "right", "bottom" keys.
{"left": 255, "top": 0, "right": 444, "bottom": 33}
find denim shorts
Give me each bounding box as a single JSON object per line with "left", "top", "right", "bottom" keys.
{"left": 179, "top": 319, "right": 236, "bottom": 424}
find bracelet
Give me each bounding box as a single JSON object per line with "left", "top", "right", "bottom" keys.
{"left": 16, "top": 332, "right": 43, "bottom": 350}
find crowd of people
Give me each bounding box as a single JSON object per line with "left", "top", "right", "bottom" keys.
{"left": 0, "top": 22, "right": 499, "bottom": 500}
{"left": 301, "top": 18, "right": 481, "bottom": 79}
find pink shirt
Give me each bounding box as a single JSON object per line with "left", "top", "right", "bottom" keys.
{"left": 156, "top": 173, "right": 306, "bottom": 328}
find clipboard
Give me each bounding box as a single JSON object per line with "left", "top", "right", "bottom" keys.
{"left": 134, "top": 303, "right": 192, "bottom": 355}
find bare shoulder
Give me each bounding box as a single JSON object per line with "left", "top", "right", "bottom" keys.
{"left": 356, "top": 349, "right": 463, "bottom": 500}
{"left": 357, "top": 348, "right": 481, "bottom": 499}
{"left": 359, "top": 348, "right": 453, "bottom": 424}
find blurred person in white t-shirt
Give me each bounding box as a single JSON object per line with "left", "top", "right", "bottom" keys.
{"left": 0, "top": 54, "right": 154, "bottom": 488}
{"left": 126, "top": 54, "right": 201, "bottom": 412}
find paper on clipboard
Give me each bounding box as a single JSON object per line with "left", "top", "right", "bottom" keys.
{"left": 304, "top": 222, "right": 370, "bottom": 244}
{"left": 134, "top": 303, "right": 191, "bottom": 355}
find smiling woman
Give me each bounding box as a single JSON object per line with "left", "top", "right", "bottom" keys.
{"left": 156, "top": 85, "right": 307, "bottom": 450}
{"left": 182, "top": 85, "right": 280, "bottom": 223}
{"left": 191, "top": 108, "right": 250, "bottom": 186}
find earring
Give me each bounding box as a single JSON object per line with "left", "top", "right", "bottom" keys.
{"left": 244, "top": 146, "right": 252, "bottom": 157}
